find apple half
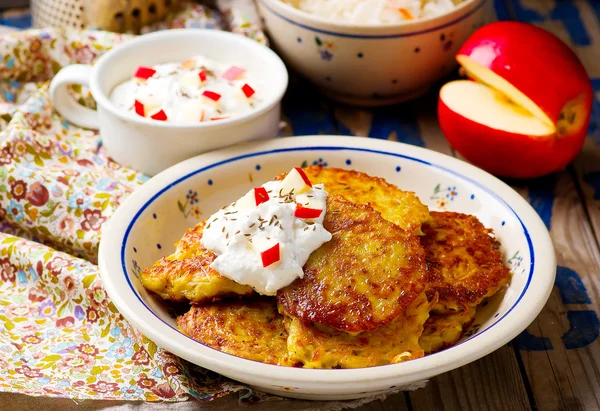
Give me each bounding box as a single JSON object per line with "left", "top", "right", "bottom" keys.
{"left": 438, "top": 21, "right": 593, "bottom": 178}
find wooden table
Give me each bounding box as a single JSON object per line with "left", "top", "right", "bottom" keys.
{"left": 2, "top": 0, "right": 599, "bottom": 410}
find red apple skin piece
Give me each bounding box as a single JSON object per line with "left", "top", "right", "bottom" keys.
{"left": 458, "top": 21, "right": 593, "bottom": 128}
{"left": 438, "top": 97, "right": 583, "bottom": 178}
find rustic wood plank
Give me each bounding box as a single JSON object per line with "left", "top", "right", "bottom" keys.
{"left": 409, "top": 346, "right": 530, "bottom": 411}
{"left": 353, "top": 392, "right": 411, "bottom": 411}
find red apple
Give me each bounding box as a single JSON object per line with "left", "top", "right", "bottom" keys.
{"left": 438, "top": 21, "right": 593, "bottom": 178}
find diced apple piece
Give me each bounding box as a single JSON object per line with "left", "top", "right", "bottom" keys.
{"left": 180, "top": 59, "right": 196, "bottom": 70}
{"left": 202, "top": 90, "right": 221, "bottom": 105}
{"left": 252, "top": 236, "right": 280, "bottom": 268}
{"left": 134, "top": 66, "right": 156, "bottom": 80}
{"left": 237, "top": 187, "right": 270, "bottom": 209}
{"left": 294, "top": 203, "right": 323, "bottom": 219}
{"left": 279, "top": 167, "right": 312, "bottom": 195}
{"left": 133, "top": 94, "right": 161, "bottom": 117}
{"left": 180, "top": 71, "right": 201, "bottom": 89}
{"left": 241, "top": 84, "right": 255, "bottom": 98}
{"left": 149, "top": 109, "right": 168, "bottom": 121}
{"left": 199, "top": 69, "right": 207, "bottom": 83}
{"left": 222, "top": 66, "right": 246, "bottom": 81}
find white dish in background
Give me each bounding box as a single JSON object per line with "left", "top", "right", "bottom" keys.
{"left": 258, "top": 0, "right": 492, "bottom": 106}
{"left": 49, "top": 29, "right": 288, "bottom": 176}
{"left": 98, "top": 136, "right": 555, "bottom": 401}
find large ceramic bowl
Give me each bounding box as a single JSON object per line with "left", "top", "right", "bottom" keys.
{"left": 258, "top": 0, "right": 492, "bottom": 106}
{"left": 98, "top": 136, "right": 555, "bottom": 401}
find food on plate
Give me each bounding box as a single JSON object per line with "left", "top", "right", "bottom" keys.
{"left": 284, "top": 293, "right": 431, "bottom": 368}
{"left": 140, "top": 221, "right": 254, "bottom": 303}
{"left": 110, "top": 56, "right": 260, "bottom": 123}
{"left": 418, "top": 212, "right": 511, "bottom": 353}
{"left": 201, "top": 167, "right": 332, "bottom": 295}
{"left": 178, "top": 298, "right": 289, "bottom": 365}
{"left": 280, "top": 0, "right": 467, "bottom": 24}
{"left": 275, "top": 166, "right": 430, "bottom": 234}
{"left": 141, "top": 167, "right": 511, "bottom": 368}
{"left": 278, "top": 195, "right": 426, "bottom": 333}
{"left": 438, "top": 21, "right": 593, "bottom": 178}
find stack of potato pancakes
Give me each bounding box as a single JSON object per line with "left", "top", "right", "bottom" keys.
{"left": 140, "top": 167, "right": 511, "bottom": 368}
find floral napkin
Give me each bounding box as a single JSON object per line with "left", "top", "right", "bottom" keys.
{"left": 0, "top": 0, "right": 271, "bottom": 403}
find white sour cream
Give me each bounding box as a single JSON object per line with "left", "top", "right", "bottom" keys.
{"left": 201, "top": 179, "right": 332, "bottom": 295}
{"left": 109, "top": 56, "right": 260, "bottom": 123}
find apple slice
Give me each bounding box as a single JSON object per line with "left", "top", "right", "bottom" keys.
{"left": 279, "top": 167, "right": 312, "bottom": 195}
{"left": 252, "top": 236, "right": 281, "bottom": 268}
{"left": 237, "top": 187, "right": 270, "bottom": 209}
{"left": 438, "top": 21, "right": 593, "bottom": 178}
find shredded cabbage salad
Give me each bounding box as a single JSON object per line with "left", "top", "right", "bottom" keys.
{"left": 283, "top": 0, "right": 465, "bottom": 24}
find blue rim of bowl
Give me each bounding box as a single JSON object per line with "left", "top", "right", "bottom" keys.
{"left": 120, "top": 145, "right": 534, "bottom": 366}
{"left": 258, "top": 0, "right": 486, "bottom": 39}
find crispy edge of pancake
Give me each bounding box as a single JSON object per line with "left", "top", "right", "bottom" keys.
{"left": 275, "top": 166, "right": 430, "bottom": 235}
{"left": 283, "top": 293, "right": 431, "bottom": 369}
{"left": 419, "top": 303, "right": 477, "bottom": 354}
{"left": 278, "top": 194, "right": 427, "bottom": 333}
{"left": 177, "top": 298, "right": 289, "bottom": 366}
{"left": 421, "top": 211, "right": 511, "bottom": 312}
{"left": 140, "top": 221, "right": 254, "bottom": 303}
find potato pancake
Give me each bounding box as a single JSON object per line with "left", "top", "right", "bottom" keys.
{"left": 278, "top": 195, "right": 427, "bottom": 333}
{"left": 419, "top": 306, "right": 476, "bottom": 354}
{"left": 284, "top": 293, "right": 431, "bottom": 368}
{"left": 178, "top": 298, "right": 288, "bottom": 365}
{"left": 140, "top": 221, "right": 253, "bottom": 303}
{"left": 419, "top": 211, "right": 510, "bottom": 353}
{"left": 276, "top": 166, "right": 430, "bottom": 234}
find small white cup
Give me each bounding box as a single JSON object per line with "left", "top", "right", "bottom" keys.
{"left": 49, "top": 29, "right": 288, "bottom": 176}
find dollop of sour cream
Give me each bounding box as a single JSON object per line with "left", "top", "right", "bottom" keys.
{"left": 109, "top": 56, "right": 260, "bottom": 123}
{"left": 202, "top": 170, "right": 332, "bottom": 295}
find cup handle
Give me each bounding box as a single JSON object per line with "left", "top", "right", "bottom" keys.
{"left": 49, "top": 64, "right": 99, "bottom": 129}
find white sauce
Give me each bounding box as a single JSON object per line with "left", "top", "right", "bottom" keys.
{"left": 109, "top": 56, "right": 260, "bottom": 123}
{"left": 201, "top": 179, "right": 332, "bottom": 295}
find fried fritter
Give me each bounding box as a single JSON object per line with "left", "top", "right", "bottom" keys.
{"left": 140, "top": 221, "right": 253, "bottom": 303}
{"left": 278, "top": 195, "right": 427, "bottom": 333}
{"left": 419, "top": 306, "right": 476, "bottom": 354}
{"left": 276, "top": 166, "right": 430, "bottom": 234}
{"left": 418, "top": 211, "right": 510, "bottom": 353}
{"left": 178, "top": 298, "right": 288, "bottom": 365}
{"left": 285, "top": 293, "right": 431, "bottom": 368}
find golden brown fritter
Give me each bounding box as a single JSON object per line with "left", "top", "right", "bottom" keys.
{"left": 421, "top": 211, "right": 511, "bottom": 313}
{"left": 140, "top": 221, "right": 253, "bottom": 303}
{"left": 177, "top": 298, "right": 288, "bottom": 365}
{"left": 418, "top": 211, "right": 510, "bottom": 353}
{"left": 278, "top": 195, "right": 427, "bottom": 333}
{"left": 419, "top": 306, "right": 476, "bottom": 354}
{"left": 285, "top": 293, "right": 431, "bottom": 368}
{"left": 276, "top": 166, "right": 430, "bottom": 234}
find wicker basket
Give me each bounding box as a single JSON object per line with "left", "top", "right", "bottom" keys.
{"left": 31, "top": 0, "right": 182, "bottom": 33}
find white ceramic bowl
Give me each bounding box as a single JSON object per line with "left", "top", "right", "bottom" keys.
{"left": 258, "top": 0, "right": 492, "bottom": 106}
{"left": 98, "top": 136, "right": 555, "bottom": 401}
{"left": 49, "top": 29, "right": 288, "bottom": 176}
